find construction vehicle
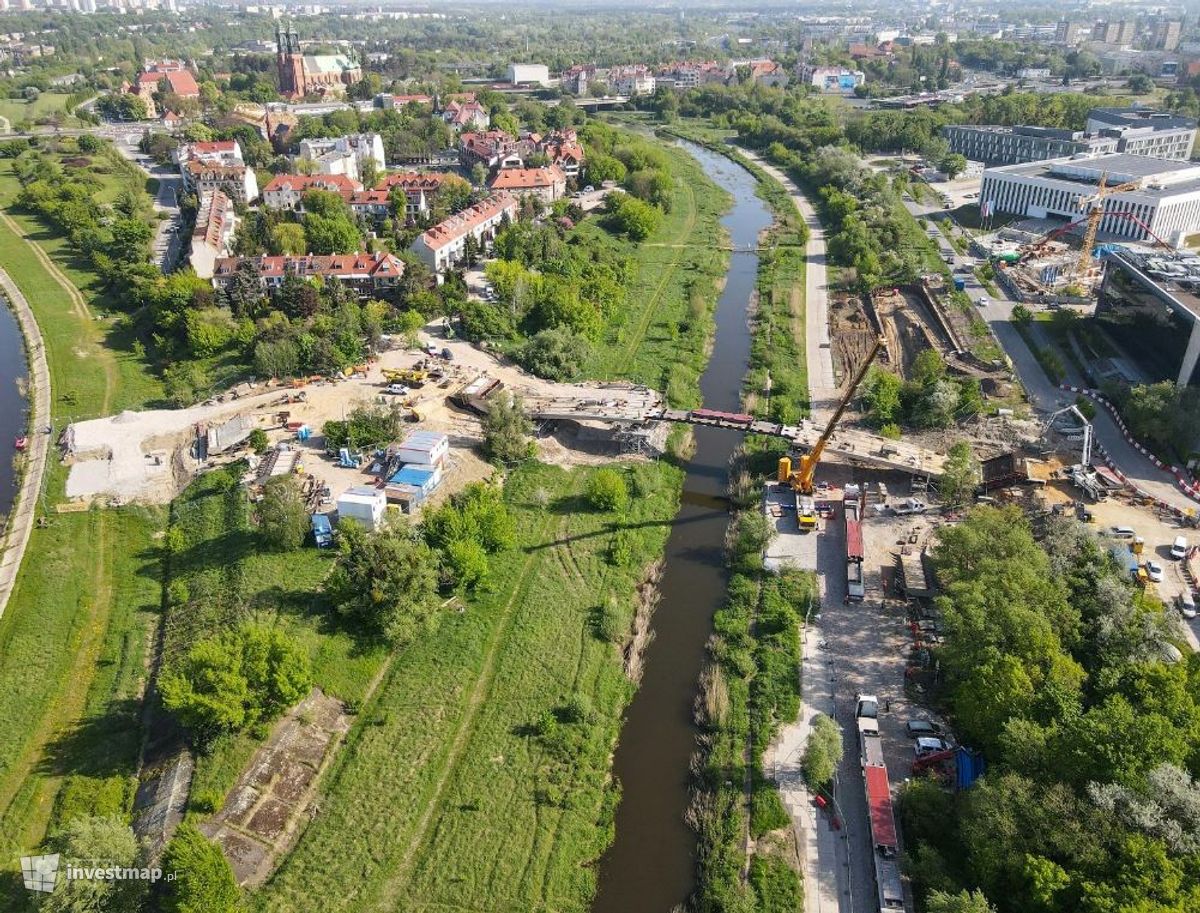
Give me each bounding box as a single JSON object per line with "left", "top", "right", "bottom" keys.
{"left": 336, "top": 447, "right": 363, "bottom": 468}
{"left": 1043, "top": 403, "right": 1104, "bottom": 499}
{"left": 382, "top": 367, "right": 428, "bottom": 386}
{"left": 778, "top": 335, "right": 885, "bottom": 496}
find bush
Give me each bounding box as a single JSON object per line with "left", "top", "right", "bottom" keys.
{"left": 247, "top": 428, "right": 269, "bottom": 453}
{"left": 482, "top": 392, "right": 534, "bottom": 464}
{"left": 518, "top": 327, "right": 591, "bottom": 380}
{"left": 585, "top": 468, "right": 629, "bottom": 512}
{"left": 607, "top": 192, "right": 663, "bottom": 240}
{"left": 801, "top": 713, "right": 843, "bottom": 790}
{"left": 750, "top": 779, "right": 790, "bottom": 836}
{"left": 158, "top": 823, "right": 240, "bottom": 913}
{"left": 259, "top": 475, "right": 308, "bottom": 551}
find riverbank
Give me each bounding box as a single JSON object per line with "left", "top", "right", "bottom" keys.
{"left": 0, "top": 269, "right": 50, "bottom": 622}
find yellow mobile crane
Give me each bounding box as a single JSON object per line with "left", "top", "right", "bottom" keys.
{"left": 1075, "top": 172, "right": 1142, "bottom": 275}
{"left": 779, "top": 336, "right": 885, "bottom": 529}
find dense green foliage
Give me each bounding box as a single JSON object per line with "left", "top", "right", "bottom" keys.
{"left": 801, "top": 714, "right": 843, "bottom": 791}
{"left": 863, "top": 350, "right": 983, "bottom": 430}
{"left": 481, "top": 392, "right": 535, "bottom": 464}
{"left": 585, "top": 468, "right": 629, "bottom": 512}
{"left": 422, "top": 481, "right": 516, "bottom": 590}
{"left": 43, "top": 816, "right": 145, "bottom": 913}
{"left": 1101, "top": 381, "right": 1200, "bottom": 461}
{"left": 158, "top": 823, "right": 241, "bottom": 913}
{"left": 259, "top": 475, "right": 309, "bottom": 551}
{"left": 159, "top": 623, "right": 311, "bottom": 744}
{"left": 901, "top": 507, "right": 1200, "bottom": 912}
{"left": 693, "top": 506, "right": 809, "bottom": 912}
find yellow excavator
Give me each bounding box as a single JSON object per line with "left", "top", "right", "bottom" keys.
{"left": 382, "top": 367, "right": 429, "bottom": 386}
{"left": 779, "top": 335, "right": 885, "bottom": 529}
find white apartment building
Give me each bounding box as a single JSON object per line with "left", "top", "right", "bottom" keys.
{"left": 411, "top": 194, "right": 518, "bottom": 277}
{"left": 980, "top": 154, "right": 1200, "bottom": 247}
{"left": 608, "top": 66, "right": 656, "bottom": 96}
{"left": 1084, "top": 108, "right": 1197, "bottom": 161}
{"left": 298, "top": 133, "right": 387, "bottom": 183}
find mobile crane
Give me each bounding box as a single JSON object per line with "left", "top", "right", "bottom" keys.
{"left": 1075, "top": 172, "right": 1143, "bottom": 274}
{"left": 778, "top": 335, "right": 886, "bottom": 529}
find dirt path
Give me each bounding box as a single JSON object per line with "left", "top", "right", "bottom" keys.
{"left": 614, "top": 179, "right": 699, "bottom": 375}
{"left": 0, "top": 270, "right": 51, "bottom": 624}
{"left": 373, "top": 513, "right": 558, "bottom": 907}
{"left": 0, "top": 210, "right": 116, "bottom": 414}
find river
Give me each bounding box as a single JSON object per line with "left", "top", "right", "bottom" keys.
{"left": 593, "top": 141, "right": 773, "bottom": 912}
{"left": 0, "top": 300, "right": 27, "bottom": 527}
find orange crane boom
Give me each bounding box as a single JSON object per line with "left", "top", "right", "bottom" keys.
{"left": 780, "top": 335, "right": 886, "bottom": 495}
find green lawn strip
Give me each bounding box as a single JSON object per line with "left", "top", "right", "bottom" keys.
{"left": 575, "top": 141, "right": 730, "bottom": 407}
{"left": 0, "top": 506, "right": 164, "bottom": 909}
{"left": 254, "top": 462, "right": 682, "bottom": 913}
{"left": 0, "top": 93, "right": 77, "bottom": 127}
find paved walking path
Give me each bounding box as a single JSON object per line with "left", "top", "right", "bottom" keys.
{"left": 0, "top": 268, "right": 51, "bottom": 621}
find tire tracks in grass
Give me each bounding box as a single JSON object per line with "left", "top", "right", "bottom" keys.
{"left": 613, "top": 179, "right": 698, "bottom": 376}
{"left": 0, "top": 209, "right": 116, "bottom": 415}
{"left": 371, "top": 512, "right": 560, "bottom": 909}
{"left": 0, "top": 511, "right": 112, "bottom": 848}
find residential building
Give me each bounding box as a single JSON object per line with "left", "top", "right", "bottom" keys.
{"left": 411, "top": 194, "right": 518, "bottom": 276}
{"left": 1153, "top": 18, "right": 1183, "bottom": 52}
{"left": 275, "top": 24, "right": 362, "bottom": 99}
{"left": 459, "top": 130, "right": 522, "bottom": 170}
{"left": 561, "top": 64, "right": 597, "bottom": 95}
{"left": 442, "top": 98, "right": 489, "bottom": 131}
{"left": 540, "top": 131, "right": 585, "bottom": 178}
{"left": 487, "top": 165, "right": 567, "bottom": 203}
{"left": 1016, "top": 67, "right": 1051, "bottom": 80}
{"left": 174, "top": 139, "right": 242, "bottom": 167}
{"left": 941, "top": 125, "right": 1119, "bottom": 166}
{"left": 375, "top": 171, "right": 446, "bottom": 220}
{"left": 183, "top": 160, "right": 259, "bottom": 204}
{"left": 345, "top": 190, "right": 391, "bottom": 220}
{"left": 979, "top": 153, "right": 1200, "bottom": 247}
{"left": 1085, "top": 107, "right": 1197, "bottom": 160}
{"left": 1056, "top": 20, "right": 1089, "bottom": 47}
{"left": 298, "top": 133, "right": 387, "bottom": 183}
{"left": 748, "top": 59, "right": 789, "bottom": 88}
{"left": 378, "top": 93, "right": 433, "bottom": 109}
{"left": 212, "top": 251, "right": 406, "bottom": 296}
{"left": 607, "top": 65, "right": 656, "bottom": 96}
{"left": 261, "top": 173, "right": 363, "bottom": 210}
{"left": 1093, "top": 20, "right": 1136, "bottom": 46}
{"left": 189, "top": 189, "right": 236, "bottom": 280}
{"left": 507, "top": 63, "right": 550, "bottom": 86}
{"left": 1095, "top": 249, "right": 1200, "bottom": 387}
{"left": 130, "top": 59, "right": 198, "bottom": 117}
{"left": 799, "top": 65, "right": 865, "bottom": 94}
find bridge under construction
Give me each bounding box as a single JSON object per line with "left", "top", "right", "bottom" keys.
{"left": 521, "top": 390, "right": 948, "bottom": 479}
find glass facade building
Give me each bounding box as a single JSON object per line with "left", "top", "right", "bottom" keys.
{"left": 1095, "top": 257, "right": 1200, "bottom": 387}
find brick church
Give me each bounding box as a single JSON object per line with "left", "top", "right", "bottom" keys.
{"left": 276, "top": 25, "right": 363, "bottom": 99}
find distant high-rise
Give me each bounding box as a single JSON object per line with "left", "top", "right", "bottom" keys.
{"left": 1154, "top": 18, "right": 1183, "bottom": 52}
{"left": 1056, "top": 20, "right": 1087, "bottom": 46}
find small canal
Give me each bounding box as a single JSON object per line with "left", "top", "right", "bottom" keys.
{"left": 0, "top": 300, "right": 27, "bottom": 527}
{"left": 593, "top": 141, "right": 774, "bottom": 912}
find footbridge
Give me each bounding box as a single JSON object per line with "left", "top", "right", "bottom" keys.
{"left": 523, "top": 392, "right": 947, "bottom": 478}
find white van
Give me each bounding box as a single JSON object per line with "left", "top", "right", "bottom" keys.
{"left": 1172, "top": 535, "right": 1189, "bottom": 559}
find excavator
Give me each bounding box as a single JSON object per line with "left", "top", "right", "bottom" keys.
{"left": 778, "top": 335, "right": 886, "bottom": 530}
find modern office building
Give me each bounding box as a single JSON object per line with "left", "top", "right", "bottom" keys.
{"left": 981, "top": 154, "right": 1200, "bottom": 246}
{"left": 1095, "top": 249, "right": 1200, "bottom": 387}
{"left": 942, "top": 125, "right": 1118, "bottom": 166}
{"left": 1085, "top": 107, "right": 1197, "bottom": 161}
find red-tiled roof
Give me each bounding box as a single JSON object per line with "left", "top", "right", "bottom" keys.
{"left": 262, "top": 173, "right": 363, "bottom": 195}
{"left": 417, "top": 194, "right": 516, "bottom": 253}
{"left": 188, "top": 140, "right": 238, "bottom": 155}
{"left": 193, "top": 189, "right": 233, "bottom": 247}
{"left": 375, "top": 171, "right": 446, "bottom": 192}
{"left": 213, "top": 251, "right": 405, "bottom": 281}
{"left": 346, "top": 190, "right": 392, "bottom": 207}
{"left": 140, "top": 69, "right": 199, "bottom": 96}
{"left": 488, "top": 166, "right": 566, "bottom": 191}
{"left": 185, "top": 160, "right": 247, "bottom": 180}
{"left": 392, "top": 94, "right": 433, "bottom": 106}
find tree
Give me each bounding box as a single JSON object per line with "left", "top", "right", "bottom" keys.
{"left": 801, "top": 713, "right": 843, "bottom": 790}
{"left": 1012, "top": 304, "right": 1033, "bottom": 325}
{"left": 1127, "top": 74, "right": 1155, "bottom": 95}
{"left": 607, "top": 193, "right": 662, "bottom": 240}
{"left": 518, "top": 327, "right": 591, "bottom": 380}
{"left": 43, "top": 816, "right": 146, "bottom": 913}
{"left": 247, "top": 428, "right": 269, "bottom": 454}
{"left": 926, "top": 889, "right": 997, "bottom": 913}
{"left": 159, "top": 823, "right": 240, "bottom": 913}
{"left": 585, "top": 468, "right": 629, "bottom": 512}
{"left": 163, "top": 361, "right": 211, "bottom": 407}
{"left": 303, "top": 212, "right": 362, "bottom": 255}
{"left": 940, "top": 441, "right": 979, "bottom": 507}
{"left": 159, "top": 624, "right": 311, "bottom": 742}
{"left": 939, "top": 153, "right": 968, "bottom": 180}
{"left": 482, "top": 392, "right": 534, "bottom": 464}
{"left": 270, "top": 222, "right": 307, "bottom": 256}
{"left": 259, "top": 475, "right": 308, "bottom": 551}
{"left": 325, "top": 521, "right": 441, "bottom": 644}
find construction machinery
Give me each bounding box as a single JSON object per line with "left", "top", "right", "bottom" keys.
{"left": 1042, "top": 403, "right": 1106, "bottom": 499}
{"left": 382, "top": 367, "right": 429, "bottom": 386}
{"left": 1075, "top": 173, "right": 1143, "bottom": 274}
{"left": 778, "top": 335, "right": 886, "bottom": 497}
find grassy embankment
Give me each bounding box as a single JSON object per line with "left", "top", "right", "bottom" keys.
{"left": 0, "top": 93, "right": 80, "bottom": 130}
{"left": 574, "top": 139, "right": 730, "bottom": 408}
{"left": 0, "top": 159, "right": 167, "bottom": 909}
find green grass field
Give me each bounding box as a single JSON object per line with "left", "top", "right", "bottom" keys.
{"left": 0, "top": 93, "right": 75, "bottom": 128}
{"left": 252, "top": 462, "right": 682, "bottom": 913}
{"left": 574, "top": 142, "right": 730, "bottom": 407}
{"left": 0, "top": 151, "right": 165, "bottom": 904}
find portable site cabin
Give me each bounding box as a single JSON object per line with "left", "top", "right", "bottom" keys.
{"left": 336, "top": 485, "right": 387, "bottom": 530}
{"left": 397, "top": 430, "right": 449, "bottom": 468}
{"left": 384, "top": 465, "right": 441, "bottom": 509}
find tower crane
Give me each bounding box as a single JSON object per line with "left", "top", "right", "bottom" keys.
{"left": 779, "top": 335, "right": 886, "bottom": 511}
{"left": 1075, "top": 172, "right": 1143, "bottom": 274}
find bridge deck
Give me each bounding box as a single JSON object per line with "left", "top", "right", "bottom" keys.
{"left": 525, "top": 395, "right": 946, "bottom": 476}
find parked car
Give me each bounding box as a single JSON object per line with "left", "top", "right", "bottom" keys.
{"left": 1178, "top": 592, "right": 1197, "bottom": 619}
{"left": 1145, "top": 560, "right": 1164, "bottom": 583}
{"left": 1110, "top": 526, "right": 1136, "bottom": 539}
{"left": 905, "top": 719, "right": 942, "bottom": 738}
{"left": 855, "top": 694, "right": 878, "bottom": 720}
{"left": 893, "top": 498, "right": 928, "bottom": 516}
{"left": 1172, "top": 535, "right": 1189, "bottom": 559}
{"left": 976, "top": 296, "right": 989, "bottom": 307}
{"left": 914, "top": 737, "right": 952, "bottom": 757}
{"left": 583, "top": 185, "right": 595, "bottom": 193}
{"left": 385, "top": 384, "right": 410, "bottom": 396}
